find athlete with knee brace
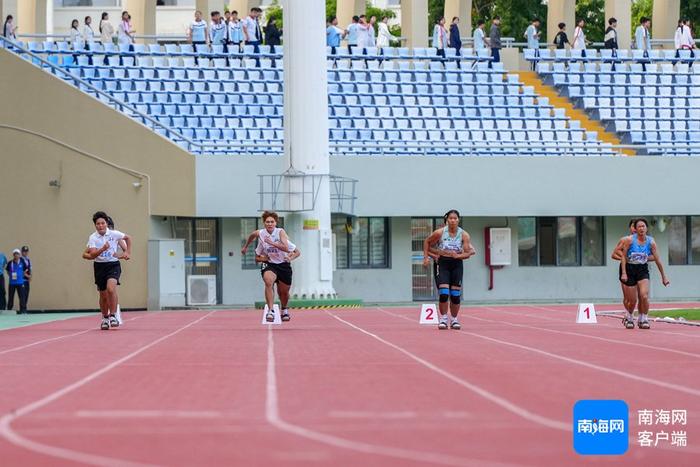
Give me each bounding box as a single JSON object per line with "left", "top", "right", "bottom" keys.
{"left": 422, "top": 210, "right": 475, "bottom": 330}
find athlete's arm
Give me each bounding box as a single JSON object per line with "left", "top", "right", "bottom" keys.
{"left": 650, "top": 241, "right": 670, "bottom": 286}
{"left": 255, "top": 254, "right": 269, "bottom": 263}
{"left": 264, "top": 229, "right": 290, "bottom": 252}
{"left": 287, "top": 248, "right": 301, "bottom": 261}
{"left": 619, "top": 238, "right": 631, "bottom": 281}
{"left": 423, "top": 229, "right": 443, "bottom": 266}
{"left": 85, "top": 242, "right": 110, "bottom": 260}
{"left": 611, "top": 237, "right": 626, "bottom": 261}
{"left": 82, "top": 247, "right": 92, "bottom": 260}
{"left": 118, "top": 234, "right": 132, "bottom": 260}
{"left": 241, "top": 230, "right": 259, "bottom": 255}
{"left": 456, "top": 232, "right": 475, "bottom": 260}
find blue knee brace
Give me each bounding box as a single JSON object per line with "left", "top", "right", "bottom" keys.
{"left": 439, "top": 288, "right": 450, "bottom": 303}
{"left": 450, "top": 289, "right": 461, "bottom": 305}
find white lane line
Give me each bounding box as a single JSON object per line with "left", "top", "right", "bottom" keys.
{"left": 529, "top": 305, "right": 700, "bottom": 338}
{"left": 265, "top": 326, "right": 523, "bottom": 467}
{"left": 75, "top": 410, "right": 228, "bottom": 419}
{"left": 328, "top": 312, "right": 568, "bottom": 432}
{"left": 380, "top": 308, "right": 700, "bottom": 398}
{"left": 0, "top": 311, "right": 216, "bottom": 467}
{"left": 0, "top": 317, "right": 143, "bottom": 356}
{"left": 474, "top": 307, "right": 700, "bottom": 359}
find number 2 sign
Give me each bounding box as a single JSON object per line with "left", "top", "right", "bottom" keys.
{"left": 420, "top": 304, "right": 438, "bottom": 325}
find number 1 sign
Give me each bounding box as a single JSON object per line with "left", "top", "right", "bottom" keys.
{"left": 420, "top": 304, "right": 439, "bottom": 325}
{"left": 576, "top": 303, "right": 597, "bottom": 324}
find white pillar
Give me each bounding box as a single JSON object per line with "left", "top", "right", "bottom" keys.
{"left": 653, "top": 0, "right": 681, "bottom": 47}
{"left": 402, "top": 0, "right": 429, "bottom": 48}
{"left": 605, "top": 0, "right": 632, "bottom": 49}
{"left": 281, "top": 0, "right": 335, "bottom": 299}
{"left": 123, "top": 0, "right": 156, "bottom": 43}
{"left": 547, "top": 0, "right": 575, "bottom": 46}
{"left": 444, "top": 0, "right": 471, "bottom": 37}
{"left": 228, "top": 0, "right": 255, "bottom": 16}
{"left": 336, "top": 0, "right": 365, "bottom": 27}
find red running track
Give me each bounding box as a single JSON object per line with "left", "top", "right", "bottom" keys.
{"left": 0, "top": 305, "right": 698, "bottom": 466}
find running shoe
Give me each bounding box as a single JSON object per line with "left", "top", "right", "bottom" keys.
{"left": 623, "top": 317, "right": 635, "bottom": 329}
{"left": 100, "top": 317, "right": 110, "bottom": 330}
{"left": 109, "top": 315, "right": 120, "bottom": 328}
{"left": 265, "top": 311, "right": 275, "bottom": 322}
{"left": 438, "top": 315, "right": 449, "bottom": 330}
{"left": 450, "top": 319, "right": 461, "bottom": 330}
{"left": 638, "top": 320, "right": 650, "bottom": 330}
{"left": 281, "top": 310, "right": 290, "bottom": 322}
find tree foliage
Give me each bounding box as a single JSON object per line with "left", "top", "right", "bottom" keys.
{"left": 632, "top": 0, "right": 653, "bottom": 35}
{"left": 575, "top": 0, "right": 605, "bottom": 43}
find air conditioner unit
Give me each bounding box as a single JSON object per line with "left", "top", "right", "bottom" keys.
{"left": 187, "top": 275, "right": 217, "bottom": 306}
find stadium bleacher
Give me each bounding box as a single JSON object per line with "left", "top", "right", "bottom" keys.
{"left": 5, "top": 40, "right": 624, "bottom": 156}
{"left": 530, "top": 48, "right": 700, "bottom": 156}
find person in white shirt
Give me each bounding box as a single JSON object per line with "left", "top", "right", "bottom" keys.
{"left": 188, "top": 10, "right": 209, "bottom": 45}
{"left": 82, "top": 16, "right": 95, "bottom": 49}
{"left": 117, "top": 11, "right": 135, "bottom": 46}
{"left": 84, "top": 211, "right": 131, "bottom": 331}
{"left": 99, "top": 12, "right": 114, "bottom": 44}
{"left": 356, "top": 14, "right": 372, "bottom": 49}
{"left": 635, "top": 17, "right": 651, "bottom": 52}
{"left": 228, "top": 10, "right": 244, "bottom": 50}
{"left": 675, "top": 18, "right": 695, "bottom": 57}
{"left": 209, "top": 10, "right": 227, "bottom": 46}
{"left": 376, "top": 16, "right": 396, "bottom": 49}
{"left": 3, "top": 15, "right": 18, "bottom": 41}
{"left": 572, "top": 18, "right": 588, "bottom": 57}
{"left": 473, "top": 19, "right": 487, "bottom": 51}
{"left": 367, "top": 15, "right": 377, "bottom": 47}
{"left": 243, "top": 7, "right": 263, "bottom": 46}
{"left": 240, "top": 211, "right": 297, "bottom": 323}
{"left": 433, "top": 16, "right": 448, "bottom": 58}
{"left": 69, "top": 19, "right": 84, "bottom": 51}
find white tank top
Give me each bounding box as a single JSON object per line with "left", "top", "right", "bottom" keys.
{"left": 257, "top": 228, "right": 289, "bottom": 264}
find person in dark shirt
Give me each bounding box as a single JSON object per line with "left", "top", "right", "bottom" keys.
{"left": 265, "top": 18, "right": 282, "bottom": 52}
{"left": 604, "top": 17, "right": 618, "bottom": 50}
{"left": 449, "top": 17, "right": 461, "bottom": 55}
{"left": 553, "top": 22, "right": 570, "bottom": 49}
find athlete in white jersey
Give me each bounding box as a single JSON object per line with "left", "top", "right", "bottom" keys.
{"left": 241, "top": 211, "right": 297, "bottom": 322}
{"left": 422, "top": 210, "right": 474, "bottom": 330}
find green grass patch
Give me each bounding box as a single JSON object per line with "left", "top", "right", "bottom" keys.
{"left": 0, "top": 312, "right": 91, "bottom": 330}
{"left": 649, "top": 309, "right": 700, "bottom": 321}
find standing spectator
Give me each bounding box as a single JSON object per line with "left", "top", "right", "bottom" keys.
{"left": 367, "top": 16, "right": 377, "bottom": 48}
{"left": 83, "top": 16, "right": 95, "bottom": 49}
{"left": 346, "top": 15, "right": 360, "bottom": 54}
{"left": 117, "top": 11, "right": 135, "bottom": 46}
{"left": 489, "top": 16, "right": 502, "bottom": 67}
{"left": 376, "top": 16, "right": 396, "bottom": 49}
{"left": 553, "top": 22, "right": 570, "bottom": 49}
{"left": 3, "top": 15, "right": 17, "bottom": 40}
{"left": 604, "top": 17, "right": 618, "bottom": 50}
{"left": 21, "top": 246, "right": 31, "bottom": 308}
{"left": 209, "top": 11, "right": 227, "bottom": 47}
{"left": 524, "top": 18, "right": 540, "bottom": 69}
{"left": 635, "top": 17, "right": 652, "bottom": 52}
{"left": 449, "top": 17, "right": 461, "bottom": 55}
{"left": 70, "top": 19, "right": 84, "bottom": 51}
{"left": 326, "top": 16, "right": 345, "bottom": 54}
{"left": 6, "top": 249, "right": 28, "bottom": 314}
{"left": 243, "top": 7, "right": 263, "bottom": 52}
{"left": 228, "top": 10, "right": 243, "bottom": 51}
{"left": 265, "top": 18, "right": 282, "bottom": 51}
{"left": 99, "top": 12, "right": 114, "bottom": 44}
{"left": 572, "top": 18, "right": 587, "bottom": 56}
{"left": 188, "top": 10, "right": 209, "bottom": 46}
{"left": 0, "top": 250, "right": 6, "bottom": 311}
{"left": 473, "top": 19, "right": 487, "bottom": 52}
{"left": 433, "top": 16, "right": 448, "bottom": 58}
{"left": 675, "top": 18, "right": 696, "bottom": 62}
{"left": 357, "top": 15, "right": 371, "bottom": 49}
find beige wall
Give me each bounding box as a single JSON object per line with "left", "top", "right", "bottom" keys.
{"left": 0, "top": 48, "right": 196, "bottom": 310}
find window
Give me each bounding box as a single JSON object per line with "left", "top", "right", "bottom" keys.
{"left": 61, "top": 1, "right": 121, "bottom": 6}
{"left": 241, "top": 217, "right": 284, "bottom": 269}
{"left": 175, "top": 218, "right": 220, "bottom": 277}
{"left": 332, "top": 216, "right": 389, "bottom": 268}
{"left": 668, "top": 216, "right": 700, "bottom": 265}
{"left": 518, "top": 217, "right": 604, "bottom": 266}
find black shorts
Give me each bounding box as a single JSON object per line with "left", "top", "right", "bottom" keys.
{"left": 94, "top": 261, "right": 121, "bottom": 292}
{"left": 620, "top": 263, "right": 649, "bottom": 287}
{"left": 435, "top": 257, "right": 463, "bottom": 288}
{"left": 261, "top": 262, "right": 292, "bottom": 286}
